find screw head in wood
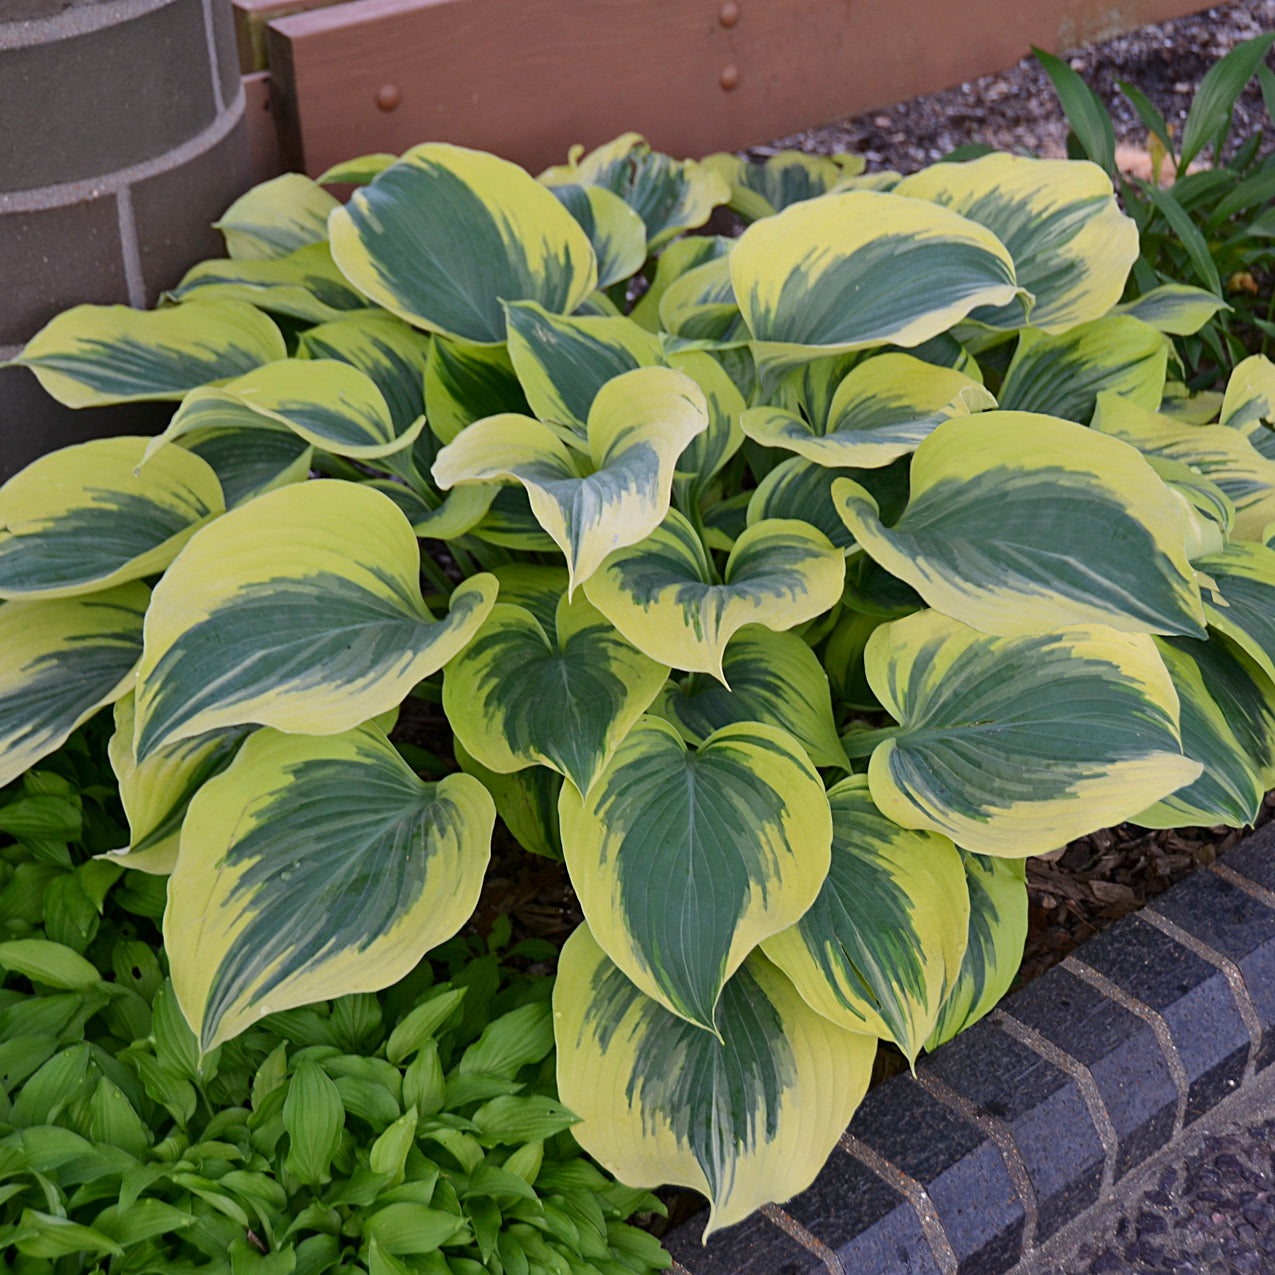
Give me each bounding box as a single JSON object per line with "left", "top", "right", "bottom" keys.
{"left": 719, "top": 64, "right": 740, "bottom": 90}
{"left": 375, "top": 83, "right": 402, "bottom": 111}
{"left": 719, "top": 2, "right": 740, "bottom": 26}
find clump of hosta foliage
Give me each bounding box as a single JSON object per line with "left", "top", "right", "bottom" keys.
{"left": 0, "top": 733, "right": 668, "bottom": 1274}
{"left": 6, "top": 128, "right": 1275, "bottom": 1237}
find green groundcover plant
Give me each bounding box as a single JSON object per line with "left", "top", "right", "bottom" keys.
{"left": 6, "top": 124, "right": 1275, "bottom": 1239}
{"left": 0, "top": 729, "right": 669, "bottom": 1274}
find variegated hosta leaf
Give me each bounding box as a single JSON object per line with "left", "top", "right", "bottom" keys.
{"left": 834, "top": 411, "right": 1206, "bottom": 637}
{"left": 455, "top": 742, "right": 563, "bottom": 860}
{"left": 424, "top": 336, "right": 530, "bottom": 444}
{"left": 701, "top": 150, "right": 865, "bottom": 222}
{"left": 1160, "top": 382, "right": 1224, "bottom": 426}
{"left": 179, "top": 423, "right": 313, "bottom": 510}
{"left": 1145, "top": 455, "right": 1234, "bottom": 557}
{"left": 0, "top": 584, "right": 149, "bottom": 787}
{"left": 658, "top": 256, "right": 747, "bottom": 343}
{"left": 1133, "top": 637, "right": 1267, "bottom": 829}
{"left": 861, "top": 610, "right": 1201, "bottom": 856}
{"left": 488, "top": 562, "right": 568, "bottom": 631}
{"left": 214, "top": 173, "right": 339, "bottom": 260}
{"left": 1092, "top": 391, "right": 1275, "bottom": 542}
{"left": 667, "top": 349, "right": 746, "bottom": 506}
{"left": 925, "top": 854, "right": 1027, "bottom": 1049}
{"left": 1197, "top": 541, "right": 1275, "bottom": 683}
{"left": 768, "top": 352, "right": 862, "bottom": 434}
{"left": 629, "top": 236, "right": 734, "bottom": 332}
{"left": 560, "top": 715, "right": 831, "bottom": 1032}
{"left": 444, "top": 591, "right": 668, "bottom": 796}
{"left": 11, "top": 301, "right": 285, "bottom": 407}
{"left": 824, "top": 609, "right": 890, "bottom": 707}
{"left": 761, "top": 774, "right": 967, "bottom": 1061}
{"left": 584, "top": 510, "right": 845, "bottom": 680}
{"left": 539, "top": 133, "right": 730, "bottom": 252}
{"left": 433, "top": 367, "right": 708, "bottom": 593}
{"left": 169, "top": 242, "right": 367, "bottom": 323}
{"left": 148, "top": 360, "right": 423, "bottom": 464}
{"left": 656, "top": 625, "right": 846, "bottom": 768}
{"left": 1113, "top": 284, "right": 1231, "bottom": 336}
{"left": 165, "top": 724, "right": 495, "bottom": 1053}
{"left": 470, "top": 487, "right": 558, "bottom": 552}
{"left": 296, "top": 311, "right": 432, "bottom": 438}
{"left": 996, "top": 316, "right": 1168, "bottom": 423}
{"left": 315, "top": 153, "right": 397, "bottom": 186}
{"left": 731, "top": 190, "right": 1024, "bottom": 382}
{"left": 365, "top": 479, "right": 498, "bottom": 541}
{"left": 1220, "top": 353, "right": 1275, "bottom": 431}
{"left": 548, "top": 184, "right": 648, "bottom": 290}
{"left": 104, "top": 692, "right": 248, "bottom": 874}
{"left": 0, "top": 436, "right": 223, "bottom": 601}
{"left": 742, "top": 352, "right": 995, "bottom": 469}
{"left": 554, "top": 924, "right": 875, "bottom": 1237}
{"left": 503, "top": 301, "right": 663, "bottom": 436}
{"left": 133, "top": 481, "right": 497, "bottom": 758}
{"left": 895, "top": 154, "right": 1137, "bottom": 332}
{"left": 330, "top": 143, "right": 597, "bottom": 343}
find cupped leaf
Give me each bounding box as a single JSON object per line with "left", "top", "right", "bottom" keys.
{"left": 925, "top": 853, "right": 1027, "bottom": 1049}
{"left": 1113, "top": 284, "right": 1230, "bottom": 335}
{"left": 503, "top": 302, "right": 663, "bottom": 436}
{"left": 558, "top": 717, "right": 832, "bottom": 1032}
{"left": 861, "top": 610, "right": 1200, "bottom": 856}
{"left": 1197, "top": 541, "right": 1275, "bottom": 682}
{"left": 214, "top": 173, "right": 339, "bottom": 260}
{"left": 895, "top": 154, "right": 1138, "bottom": 331}
{"left": 742, "top": 352, "right": 995, "bottom": 469}
{"left": 554, "top": 925, "right": 875, "bottom": 1237}
{"left": 11, "top": 300, "right": 285, "bottom": 407}
{"left": 539, "top": 133, "right": 729, "bottom": 251}
{"left": 761, "top": 774, "right": 967, "bottom": 1060}
{"left": 165, "top": 723, "right": 495, "bottom": 1053}
{"left": 629, "top": 236, "right": 734, "bottom": 332}
{"left": 169, "top": 242, "right": 367, "bottom": 323}
{"left": 1132, "top": 636, "right": 1267, "bottom": 829}
{"left": 330, "top": 143, "right": 597, "bottom": 343}
{"left": 134, "top": 480, "right": 497, "bottom": 757}
{"left": 1093, "top": 391, "right": 1275, "bottom": 541}
{"left": 444, "top": 592, "right": 668, "bottom": 796}
{"left": 0, "top": 436, "right": 223, "bottom": 600}
{"left": 433, "top": 366, "right": 708, "bottom": 593}
{"left": 105, "top": 692, "right": 249, "bottom": 874}
{"left": 424, "top": 336, "right": 530, "bottom": 444}
{"left": 659, "top": 256, "right": 747, "bottom": 343}
{"left": 584, "top": 510, "right": 845, "bottom": 680}
{"left": 833, "top": 410, "right": 1206, "bottom": 637}
{"left": 702, "top": 150, "right": 865, "bottom": 221}
{"left": 548, "top": 183, "right": 648, "bottom": 289}
{"left": 731, "top": 190, "right": 1024, "bottom": 380}
{"left": 0, "top": 583, "right": 149, "bottom": 787}
{"left": 656, "top": 625, "right": 846, "bottom": 768}
{"left": 996, "top": 315, "right": 1168, "bottom": 423}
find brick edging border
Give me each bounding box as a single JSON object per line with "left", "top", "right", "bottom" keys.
{"left": 664, "top": 824, "right": 1275, "bottom": 1275}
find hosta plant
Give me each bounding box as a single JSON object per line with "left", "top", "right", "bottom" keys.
{"left": 7, "top": 130, "right": 1275, "bottom": 1239}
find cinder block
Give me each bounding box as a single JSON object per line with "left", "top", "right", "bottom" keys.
{"left": 663, "top": 1207, "right": 822, "bottom": 1275}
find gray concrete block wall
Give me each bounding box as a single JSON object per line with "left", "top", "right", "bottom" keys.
{"left": 0, "top": 0, "right": 255, "bottom": 482}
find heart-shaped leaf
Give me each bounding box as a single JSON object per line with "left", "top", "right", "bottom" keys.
{"left": 214, "top": 172, "right": 339, "bottom": 260}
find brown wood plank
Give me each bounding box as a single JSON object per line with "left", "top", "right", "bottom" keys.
{"left": 267, "top": 0, "right": 1210, "bottom": 177}
{"left": 242, "top": 72, "right": 286, "bottom": 184}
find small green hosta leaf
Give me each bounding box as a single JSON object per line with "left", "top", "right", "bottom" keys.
{"left": 331, "top": 143, "right": 597, "bottom": 342}
{"left": 503, "top": 301, "right": 663, "bottom": 437}
{"left": 10, "top": 1043, "right": 89, "bottom": 1126}
{"left": 364, "top": 1202, "right": 468, "bottom": 1255}
{"left": 134, "top": 480, "right": 496, "bottom": 757}
{"left": 283, "top": 1057, "right": 344, "bottom": 1184}
{"left": 731, "top": 190, "right": 1024, "bottom": 382}
{"left": 215, "top": 172, "right": 339, "bottom": 260}
{"left": 742, "top": 352, "right": 994, "bottom": 470}
{"left": 471, "top": 1094, "right": 579, "bottom": 1143}
{"left": 997, "top": 316, "right": 1168, "bottom": 423}
{"left": 559, "top": 717, "right": 832, "bottom": 1032}
{"left": 895, "top": 154, "right": 1137, "bottom": 332}
{"left": 461, "top": 1001, "right": 555, "bottom": 1079}
{"left": 554, "top": 925, "right": 875, "bottom": 1238}
{"left": 835, "top": 410, "right": 1206, "bottom": 638}
{"left": 445, "top": 591, "right": 667, "bottom": 796}
{"left": 165, "top": 724, "right": 493, "bottom": 1053}
{"left": 11, "top": 1210, "right": 124, "bottom": 1259}
{"left": 385, "top": 988, "right": 466, "bottom": 1064}
{"left": 656, "top": 625, "right": 847, "bottom": 769}
{"left": 0, "top": 939, "right": 100, "bottom": 990}
{"left": 584, "top": 510, "right": 845, "bottom": 681}
{"left": 0, "top": 583, "right": 148, "bottom": 788}
{"left": 762, "top": 775, "right": 968, "bottom": 1061}
{"left": 0, "top": 436, "right": 223, "bottom": 601}
{"left": 92, "top": 1198, "right": 195, "bottom": 1247}
{"left": 548, "top": 183, "right": 648, "bottom": 289}
{"left": 89, "top": 1076, "right": 151, "bottom": 1157}
{"left": 434, "top": 366, "right": 708, "bottom": 594}
{"left": 861, "top": 610, "right": 1200, "bottom": 856}
{"left": 11, "top": 299, "right": 285, "bottom": 407}
{"left": 926, "top": 854, "right": 1027, "bottom": 1048}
